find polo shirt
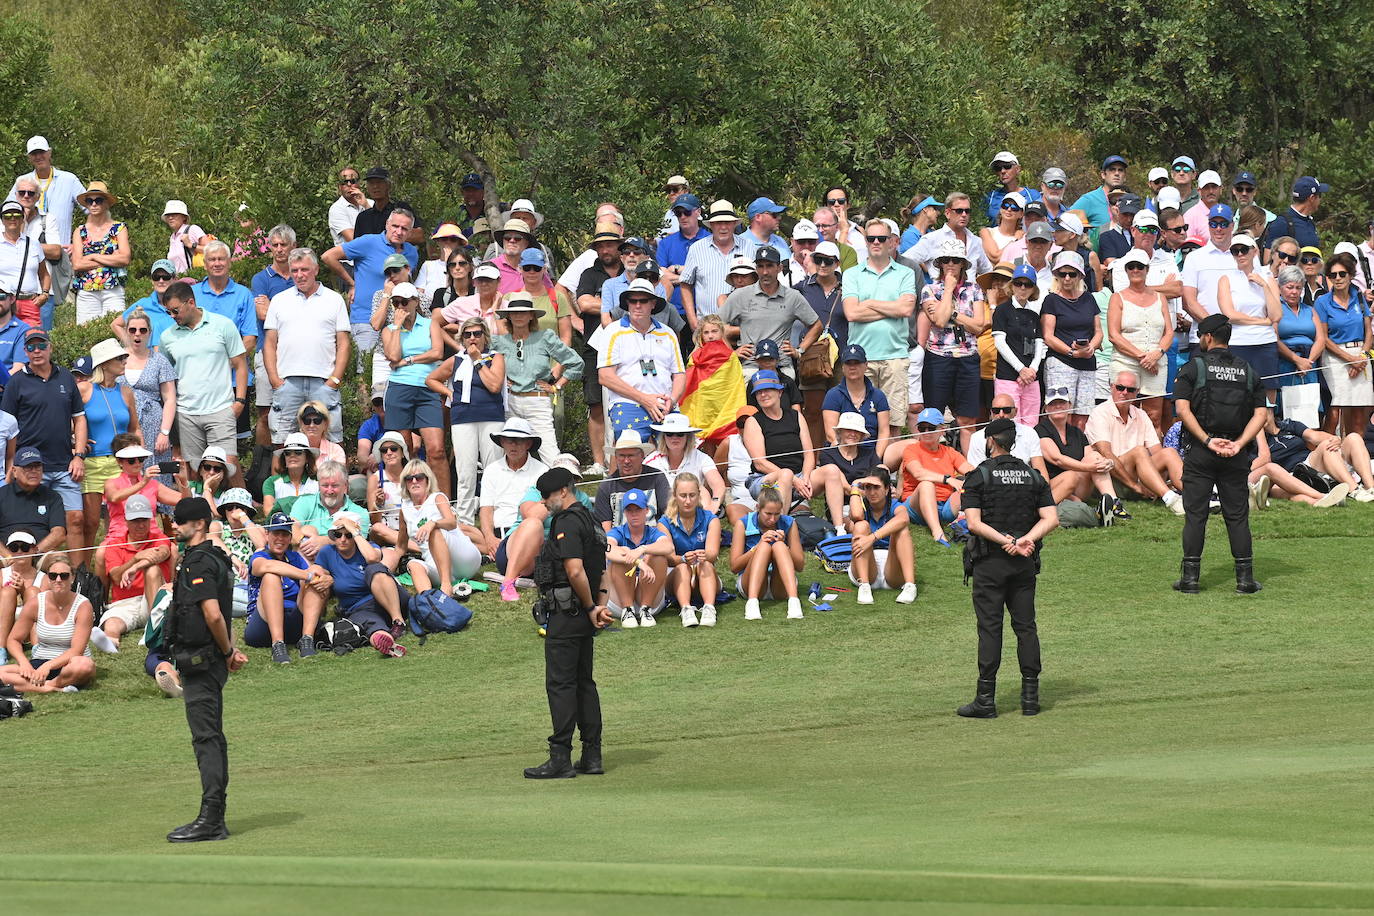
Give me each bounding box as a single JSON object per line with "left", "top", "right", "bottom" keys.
{"left": 0, "top": 363, "right": 83, "bottom": 470}
{"left": 0, "top": 481, "right": 65, "bottom": 540}
{"left": 264, "top": 284, "right": 351, "bottom": 378}
{"left": 1314, "top": 291, "right": 1370, "bottom": 345}
{"left": 354, "top": 199, "right": 421, "bottom": 239}
{"left": 315, "top": 543, "right": 372, "bottom": 614}
{"left": 341, "top": 234, "right": 419, "bottom": 324}
{"left": 0, "top": 314, "right": 33, "bottom": 369}
{"left": 797, "top": 274, "right": 849, "bottom": 353}
{"left": 193, "top": 277, "right": 258, "bottom": 340}
{"left": 680, "top": 235, "right": 757, "bottom": 318}
{"left": 1035, "top": 418, "right": 1089, "bottom": 478}
{"left": 720, "top": 282, "right": 819, "bottom": 371}
{"left": 607, "top": 521, "right": 666, "bottom": 550}
{"left": 251, "top": 265, "right": 294, "bottom": 307}
{"left": 985, "top": 186, "right": 1043, "bottom": 225}
{"left": 1067, "top": 187, "right": 1110, "bottom": 234}
{"left": 248, "top": 548, "right": 309, "bottom": 611}
{"left": 593, "top": 316, "right": 685, "bottom": 407}
{"left": 121, "top": 293, "right": 173, "bottom": 348}
{"left": 1266, "top": 418, "right": 1312, "bottom": 472}
{"left": 821, "top": 378, "right": 890, "bottom": 442}
{"left": 842, "top": 258, "right": 917, "bottom": 361}
{"left": 0, "top": 233, "right": 44, "bottom": 298}
{"left": 656, "top": 226, "right": 709, "bottom": 313}
{"left": 105, "top": 532, "right": 174, "bottom": 601}
{"left": 479, "top": 456, "right": 549, "bottom": 531}
{"left": 1181, "top": 242, "right": 1238, "bottom": 341}
{"left": 8, "top": 169, "right": 83, "bottom": 245}
{"left": 161, "top": 310, "right": 246, "bottom": 415}
{"left": 289, "top": 494, "right": 372, "bottom": 537}
{"left": 1263, "top": 207, "right": 1321, "bottom": 251}
{"left": 817, "top": 445, "right": 880, "bottom": 482}
{"left": 899, "top": 224, "right": 924, "bottom": 254}
{"left": 1085, "top": 401, "right": 1159, "bottom": 455}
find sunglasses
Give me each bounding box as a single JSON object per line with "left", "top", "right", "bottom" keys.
{"left": 151, "top": 272, "right": 174, "bottom": 281}
{"left": 625, "top": 296, "right": 654, "bottom": 305}
{"left": 15, "top": 189, "right": 37, "bottom": 198}
{"left": 1329, "top": 270, "right": 1350, "bottom": 279}
{"left": 520, "top": 265, "right": 542, "bottom": 272}
{"left": 1135, "top": 226, "right": 1159, "bottom": 235}
{"left": 118, "top": 455, "right": 143, "bottom": 463}
{"left": 949, "top": 208, "right": 972, "bottom": 215}
{"left": 1, "top": 213, "right": 22, "bottom": 220}
{"left": 664, "top": 431, "right": 689, "bottom": 438}
{"left": 128, "top": 327, "right": 149, "bottom": 336}
{"left": 86, "top": 196, "right": 106, "bottom": 205}
{"left": 1234, "top": 185, "right": 1255, "bottom": 193}
{"left": 1011, "top": 279, "right": 1036, "bottom": 288}
{"left": 992, "top": 162, "right": 1016, "bottom": 171}
{"left": 379, "top": 445, "right": 401, "bottom": 454}
{"left": 404, "top": 473, "right": 428, "bottom": 483}
{"left": 1301, "top": 255, "right": 1323, "bottom": 264}
{"left": 1046, "top": 387, "right": 1071, "bottom": 397}
{"left": 1125, "top": 263, "right": 1148, "bottom": 271}
{"left": 1054, "top": 270, "right": 1079, "bottom": 279}
{"left": 665, "top": 186, "right": 686, "bottom": 194}
{"left": 339, "top": 177, "right": 359, "bottom": 185}
{"left": 917, "top": 424, "right": 939, "bottom": 432}
{"left": 24, "top": 340, "right": 48, "bottom": 351}
{"left": 1000, "top": 201, "right": 1023, "bottom": 211}
{"left": 1273, "top": 251, "right": 1297, "bottom": 262}
{"left": 1164, "top": 225, "right": 1187, "bottom": 233}
{"left": 866, "top": 235, "right": 891, "bottom": 245}
{"left": 1173, "top": 165, "right": 1194, "bottom": 173}
{"left": 301, "top": 415, "right": 325, "bottom": 425}
{"left": 283, "top": 449, "right": 307, "bottom": 456}
{"left": 812, "top": 256, "right": 837, "bottom": 267}
{"left": 200, "top": 462, "right": 226, "bottom": 472}
{"left": 328, "top": 528, "right": 349, "bottom": 539}
{"left": 450, "top": 260, "right": 470, "bottom": 268}
{"left": 1045, "top": 180, "right": 1065, "bottom": 190}
{"left": 826, "top": 197, "right": 847, "bottom": 205}
{"left": 1208, "top": 220, "right": 1231, "bottom": 229}
{"left": 1229, "top": 246, "right": 1253, "bottom": 256}
{"left": 461, "top": 329, "right": 485, "bottom": 338}
{"left": 1114, "top": 384, "right": 1139, "bottom": 393}
{"left": 989, "top": 406, "right": 1016, "bottom": 415}
{"left": 48, "top": 571, "right": 72, "bottom": 581}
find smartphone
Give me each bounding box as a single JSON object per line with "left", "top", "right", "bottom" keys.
{"left": 158, "top": 460, "right": 182, "bottom": 475}
{"left": 1073, "top": 339, "right": 1087, "bottom": 348}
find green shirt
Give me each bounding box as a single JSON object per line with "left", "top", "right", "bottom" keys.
{"left": 842, "top": 258, "right": 918, "bottom": 361}
{"left": 288, "top": 493, "right": 371, "bottom": 537}
{"left": 161, "top": 311, "right": 246, "bottom": 415}
{"left": 491, "top": 329, "right": 584, "bottom": 393}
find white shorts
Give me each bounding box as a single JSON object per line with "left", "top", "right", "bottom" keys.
{"left": 101, "top": 595, "right": 149, "bottom": 630}
{"left": 907, "top": 346, "right": 925, "bottom": 407}
{"left": 848, "top": 549, "right": 891, "bottom": 589}
{"left": 254, "top": 351, "right": 273, "bottom": 408}
{"left": 1044, "top": 359, "right": 1097, "bottom": 414}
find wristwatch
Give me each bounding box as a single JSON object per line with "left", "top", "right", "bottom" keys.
{"left": 159, "top": 428, "right": 170, "bottom": 436}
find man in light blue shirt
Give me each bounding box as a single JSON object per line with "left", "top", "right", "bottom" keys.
{"left": 744, "top": 197, "right": 791, "bottom": 253}
{"left": 843, "top": 221, "right": 918, "bottom": 437}
{"left": 680, "top": 200, "right": 756, "bottom": 326}
{"left": 1067, "top": 155, "right": 1130, "bottom": 238}
{"left": 322, "top": 209, "right": 419, "bottom": 361}
{"left": 161, "top": 281, "right": 248, "bottom": 478}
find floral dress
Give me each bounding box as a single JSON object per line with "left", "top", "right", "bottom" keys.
{"left": 125, "top": 351, "right": 178, "bottom": 470}
{"left": 76, "top": 222, "right": 128, "bottom": 291}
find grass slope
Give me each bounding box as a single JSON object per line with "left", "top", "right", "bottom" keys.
{"left": 3, "top": 502, "right": 1373, "bottom": 914}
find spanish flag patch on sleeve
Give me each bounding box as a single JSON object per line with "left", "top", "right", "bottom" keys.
{"left": 191, "top": 577, "right": 204, "bottom": 585}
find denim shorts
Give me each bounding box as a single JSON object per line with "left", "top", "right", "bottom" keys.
{"left": 906, "top": 492, "right": 956, "bottom": 526}
{"left": 43, "top": 470, "right": 82, "bottom": 512}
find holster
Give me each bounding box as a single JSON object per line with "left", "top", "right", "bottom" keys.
{"left": 550, "top": 586, "right": 583, "bottom": 616}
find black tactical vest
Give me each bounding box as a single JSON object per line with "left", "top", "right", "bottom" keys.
{"left": 972, "top": 454, "right": 1045, "bottom": 540}
{"left": 1185, "top": 350, "right": 1258, "bottom": 442}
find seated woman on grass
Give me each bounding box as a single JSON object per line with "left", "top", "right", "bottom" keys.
{"left": 606, "top": 488, "right": 675, "bottom": 630}
{"left": 729, "top": 485, "right": 804, "bottom": 622}
{"left": 810, "top": 411, "right": 882, "bottom": 539}
{"left": 314, "top": 511, "right": 411, "bottom": 658}
{"left": 261, "top": 433, "right": 319, "bottom": 518}
{"left": 397, "top": 460, "right": 483, "bottom": 595}
{"left": 245, "top": 512, "right": 332, "bottom": 664}
{"left": 365, "top": 431, "right": 410, "bottom": 548}
{"left": 658, "top": 472, "right": 721, "bottom": 629}
{"left": 846, "top": 466, "right": 918, "bottom": 606}
{"left": 1, "top": 553, "right": 97, "bottom": 694}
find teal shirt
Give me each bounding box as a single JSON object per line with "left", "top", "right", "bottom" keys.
{"left": 508, "top": 486, "right": 593, "bottom": 537}
{"left": 491, "top": 329, "right": 584, "bottom": 393}
{"left": 288, "top": 494, "right": 372, "bottom": 537}
{"left": 160, "top": 311, "right": 246, "bottom": 415}
{"left": 842, "top": 259, "right": 917, "bottom": 360}
{"left": 387, "top": 316, "right": 434, "bottom": 387}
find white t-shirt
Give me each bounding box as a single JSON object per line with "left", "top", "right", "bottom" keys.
{"left": 9, "top": 169, "right": 84, "bottom": 245}
{"left": 415, "top": 259, "right": 447, "bottom": 304}
{"left": 557, "top": 247, "right": 598, "bottom": 291}
{"left": 967, "top": 424, "right": 1043, "bottom": 467}
{"left": 328, "top": 195, "right": 371, "bottom": 247}
{"left": 0, "top": 409, "right": 18, "bottom": 478}
{"left": 1354, "top": 241, "right": 1374, "bottom": 294}
{"left": 646, "top": 447, "right": 715, "bottom": 490}
{"left": 1221, "top": 269, "right": 1277, "bottom": 345}
{"left": 725, "top": 434, "right": 757, "bottom": 510}
{"left": 1181, "top": 243, "right": 1236, "bottom": 342}
{"left": 264, "top": 284, "right": 351, "bottom": 378}
{"left": 479, "top": 456, "right": 549, "bottom": 531}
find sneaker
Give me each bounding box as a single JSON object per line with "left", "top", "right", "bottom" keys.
{"left": 514, "top": 576, "right": 536, "bottom": 589}
{"left": 856, "top": 583, "right": 874, "bottom": 605}
{"left": 620, "top": 607, "right": 639, "bottom": 629}
{"left": 680, "top": 606, "right": 698, "bottom": 627}
{"left": 89, "top": 627, "right": 119, "bottom": 654}
{"left": 1098, "top": 493, "right": 1114, "bottom": 527}
{"left": 499, "top": 580, "right": 519, "bottom": 602}
{"left": 155, "top": 668, "right": 183, "bottom": 698}
{"left": 1256, "top": 474, "right": 1271, "bottom": 509}
{"left": 370, "top": 630, "right": 406, "bottom": 657}
{"left": 61, "top": 685, "right": 79, "bottom": 693}
{"left": 744, "top": 598, "right": 761, "bottom": 620}
{"left": 896, "top": 582, "right": 918, "bottom": 604}
{"left": 835, "top": 526, "right": 847, "bottom": 539}
{"left": 584, "top": 462, "right": 607, "bottom": 477}
{"left": 1163, "top": 490, "right": 1185, "bottom": 516}
{"left": 639, "top": 605, "right": 657, "bottom": 628}
{"left": 1111, "top": 497, "right": 1132, "bottom": 521}
{"left": 1313, "top": 482, "right": 1350, "bottom": 508}
{"left": 1248, "top": 479, "right": 1259, "bottom": 512}
{"left": 297, "top": 635, "right": 317, "bottom": 658}
{"left": 786, "top": 597, "right": 804, "bottom": 619}
{"left": 1354, "top": 486, "right": 1374, "bottom": 503}
{"left": 270, "top": 641, "right": 290, "bottom": 665}
{"left": 699, "top": 605, "right": 717, "bottom": 627}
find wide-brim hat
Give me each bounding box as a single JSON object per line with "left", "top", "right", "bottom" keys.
{"left": 90, "top": 337, "right": 128, "bottom": 367}
{"left": 591, "top": 220, "right": 624, "bottom": 244}
{"left": 649, "top": 412, "right": 702, "bottom": 436}
{"left": 706, "top": 200, "right": 740, "bottom": 223}
{"left": 497, "top": 296, "right": 547, "bottom": 319}
{"left": 376, "top": 431, "right": 409, "bottom": 459}
{"left": 976, "top": 262, "right": 1015, "bottom": 290}
{"left": 431, "top": 223, "right": 468, "bottom": 242}
{"left": 216, "top": 487, "right": 255, "bottom": 515}
{"left": 162, "top": 199, "right": 189, "bottom": 218}
{"left": 619, "top": 277, "right": 667, "bottom": 314}
{"left": 199, "top": 445, "right": 231, "bottom": 468}
{"left": 77, "top": 180, "right": 118, "bottom": 208}
{"left": 114, "top": 444, "right": 153, "bottom": 460}
{"left": 275, "top": 432, "right": 319, "bottom": 457}
{"left": 498, "top": 218, "right": 535, "bottom": 242}
{"left": 832, "top": 412, "right": 868, "bottom": 436}
{"left": 501, "top": 199, "right": 545, "bottom": 229}
{"left": 490, "top": 417, "right": 542, "bottom": 455}
{"left": 611, "top": 429, "right": 654, "bottom": 453}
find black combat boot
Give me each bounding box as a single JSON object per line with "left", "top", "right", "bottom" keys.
{"left": 1234, "top": 558, "right": 1262, "bottom": 594}
{"left": 957, "top": 679, "right": 998, "bottom": 718}
{"left": 1172, "top": 557, "right": 1201, "bottom": 594}
{"left": 167, "top": 802, "right": 229, "bottom": 843}
{"left": 574, "top": 744, "right": 604, "bottom": 775}
{"left": 523, "top": 746, "right": 576, "bottom": 779}
{"left": 1021, "top": 677, "right": 1040, "bottom": 716}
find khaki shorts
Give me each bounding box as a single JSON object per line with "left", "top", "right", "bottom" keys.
{"left": 865, "top": 357, "right": 910, "bottom": 427}
{"left": 101, "top": 595, "right": 149, "bottom": 630}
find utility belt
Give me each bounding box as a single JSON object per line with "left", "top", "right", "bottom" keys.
{"left": 532, "top": 586, "right": 586, "bottom": 626}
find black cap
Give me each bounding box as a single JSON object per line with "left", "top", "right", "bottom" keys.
{"left": 1116, "top": 193, "right": 1143, "bottom": 215}
{"left": 754, "top": 246, "right": 782, "bottom": 264}
{"left": 755, "top": 338, "right": 780, "bottom": 360}
{"left": 173, "top": 496, "right": 214, "bottom": 524}
{"left": 986, "top": 418, "right": 1016, "bottom": 438}
{"left": 635, "top": 258, "right": 661, "bottom": 280}
{"left": 364, "top": 166, "right": 391, "bottom": 182}
{"left": 1197, "top": 314, "right": 1230, "bottom": 336}
{"left": 536, "top": 467, "right": 577, "bottom": 498}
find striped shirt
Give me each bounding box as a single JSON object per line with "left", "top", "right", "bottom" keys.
{"left": 33, "top": 592, "right": 92, "bottom": 660}
{"left": 680, "top": 234, "right": 757, "bottom": 318}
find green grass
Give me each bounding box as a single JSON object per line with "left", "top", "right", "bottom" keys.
{"left": 5, "top": 501, "right": 1374, "bottom": 914}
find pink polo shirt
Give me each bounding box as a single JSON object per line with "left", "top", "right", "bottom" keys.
{"left": 1085, "top": 401, "right": 1159, "bottom": 455}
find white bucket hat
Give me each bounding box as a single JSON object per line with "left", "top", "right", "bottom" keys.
{"left": 90, "top": 338, "right": 127, "bottom": 367}
{"left": 162, "top": 199, "right": 189, "bottom": 217}
{"left": 650, "top": 412, "right": 702, "bottom": 436}
{"left": 833, "top": 412, "right": 868, "bottom": 436}
{"left": 275, "top": 432, "right": 319, "bottom": 457}
{"left": 934, "top": 238, "right": 970, "bottom": 266}
{"left": 490, "top": 417, "right": 542, "bottom": 455}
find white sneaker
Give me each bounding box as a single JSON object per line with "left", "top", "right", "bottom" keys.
{"left": 620, "top": 607, "right": 638, "bottom": 629}
{"left": 1313, "top": 483, "right": 1350, "bottom": 508}
{"left": 856, "top": 583, "right": 874, "bottom": 605}
{"left": 744, "top": 598, "right": 761, "bottom": 620}
{"left": 786, "top": 597, "right": 804, "bottom": 619}
{"left": 699, "top": 605, "right": 717, "bottom": 627}
{"left": 896, "top": 582, "right": 918, "bottom": 604}
{"left": 1355, "top": 486, "right": 1374, "bottom": 503}
{"left": 639, "top": 606, "right": 657, "bottom": 627}
{"left": 680, "top": 606, "right": 698, "bottom": 627}
{"left": 1254, "top": 474, "right": 1271, "bottom": 510}
{"left": 89, "top": 628, "right": 120, "bottom": 654}
{"left": 584, "top": 462, "right": 607, "bottom": 477}
{"left": 835, "top": 526, "right": 847, "bottom": 539}
{"left": 1164, "top": 490, "right": 1185, "bottom": 516}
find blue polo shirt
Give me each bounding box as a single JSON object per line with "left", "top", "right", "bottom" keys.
{"left": 0, "top": 315, "right": 33, "bottom": 369}
{"left": 248, "top": 548, "right": 308, "bottom": 612}
{"left": 1263, "top": 207, "right": 1321, "bottom": 251}
{"left": 194, "top": 278, "right": 258, "bottom": 340}
{"left": 607, "top": 521, "right": 666, "bottom": 550}
{"left": 0, "top": 363, "right": 84, "bottom": 470}
{"left": 656, "top": 226, "right": 709, "bottom": 313}
{"left": 1314, "top": 291, "right": 1370, "bottom": 345}
{"left": 984, "top": 187, "right": 1043, "bottom": 225}
{"left": 316, "top": 543, "right": 371, "bottom": 614}
{"left": 252, "top": 265, "right": 294, "bottom": 307}
{"left": 821, "top": 378, "right": 890, "bottom": 443}
{"left": 341, "top": 234, "right": 419, "bottom": 324}
{"left": 122, "top": 293, "right": 174, "bottom": 348}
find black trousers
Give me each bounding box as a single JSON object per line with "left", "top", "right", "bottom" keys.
{"left": 544, "top": 612, "right": 602, "bottom": 751}
{"left": 181, "top": 659, "right": 229, "bottom": 807}
{"left": 1182, "top": 445, "right": 1252, "bottom": 559}
{"left": 971, "top": 552, "right": 1042, "bottom": 681}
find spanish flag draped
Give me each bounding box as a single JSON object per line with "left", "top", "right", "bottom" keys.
{"left": 680, "top": 339, "right": 746, "bottom": 441}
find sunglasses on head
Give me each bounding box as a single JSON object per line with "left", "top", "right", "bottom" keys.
{"left": 1208, "top": 219, "right": 1231, "bottom": 229}
{"left": 812, "top": 255, "right": 837, "bottom": 267}
{"left": 989, "top": 406, "right": 1016, "bottom": 415}
{"left": 1329, "top": 270, "right": 1350, "bottom": 279}
{"left": 825, "top": 197, "right": 847, "bottom": 205}
{"left": 48, "top": 570, "right": 71, "bottom": 581}
{"left": 1301, "top": 255, "right": 1323, "bottom": 264}
{"left": 1114, "top": 383, "right": 1139, "bottom": 393}
{"left": 865, "top": 235, "right": 889, "bottom": 243}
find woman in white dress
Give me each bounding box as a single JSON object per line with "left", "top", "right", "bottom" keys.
{"left": 1108, "top": 250, "right": 1173, "bottom": 433}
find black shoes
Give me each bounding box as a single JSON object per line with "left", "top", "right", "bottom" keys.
{"left": 524, "top": 747, "right": 576, "bottom": 779}
{"left": 1021, "top": 678, "right": 1040, "bottom": 716}
{"left": 957, "top": 679, "right": 998, "bottom": 719}
{"left": 270, "top": 640, "right": 290, "bottom": 664}
{"left": 167, "top": 803, "right": 229, "bottom": 843}
{"left": 1235, "top": 558, "right": 1262, "bottom": 594}
{"left": 574, "top": 745, "right": 604, "bottom": 775}
{"left": 1173, "top": 557, "right": 1201, "bottom": 594}
{"left": 297, "top": 635, "right": 318, "bottom": 658}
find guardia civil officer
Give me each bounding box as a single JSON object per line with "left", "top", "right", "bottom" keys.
{"left": 1172, "top": 313, "right": 1269, "bottom": 594}
{"left": 165, "top": 497, "right": 246, "bottom": 842}
{"left": 524, "top": 467, "right": 614, "bottom": 779}
{"left": 957, "top": 418, "right": 1058, "bottom": 718}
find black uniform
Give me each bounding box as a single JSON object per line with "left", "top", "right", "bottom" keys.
{"left": 1173, "top": 348, "right": 1266, "bottom": 567}
{"left": 533, "top": 501, "right": 606, "bottom": 756}
{"left": 165, "top": 540, "right": 235, "bottom": 818}
{"left": 961, "top": 453, "right": 1055, "bottom": 691}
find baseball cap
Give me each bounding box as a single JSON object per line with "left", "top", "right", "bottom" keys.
{"left": 912, "top": 195, "right": 941, "bottom": 213}
{"left": 123, "top": 494, "right": 154, "bottom": 521}
{"left": 1171, "top": 155, "right": 1196, "bottom": 170}
{"left": 618, "top": 236, "right": 649, "bottom": 253}
{"left": 754, "top": 246, "right": 782, "bottom": 264}
{"left": 727, "top": 255, "right": 757, "bottom": 277}
{"left": 364, "top": 166, "right": 391, "bottom": 182}
{"left": 622, "top": 488, "right": 650, "bottom": 510}
{"left": 1119, "top": 250, "right": 1150, "bottom": 269}
{"left": 1233, "top": 171, "right": 1258, "bottom": 187}
{"left": 1102, "top": 155, "right": 1128, "bottom": 169}
{"left": 991, "top": 151, "right": 1020, "bottom": 167}
{"left": 173, "top": 497, "right": 214, "bottom": 524}
{"left": 25, "top": 136, "right": 49, "bottom": 153}
{"left": 672, "top": 192, "right": 701, "bottom": 213}
{"left": 749, "top": 370, "right": 785, "bottom": 393}
{"left": 150, "top": 258, "right": 176, "bottom": 276}
{"left": 383, "top": 252, "right": 409, "bottom": 271}
{"left": 1024, "top": 200, "right": 1049, "bottom": 219}
{"left": 1053, "top": 250, "right": 1086, "bottom": 275}
{"left": 390, "top": 281, "right": 418, "bottom": 300}
{"left": 263, "top": 511, "right": 294, "bottom": 532}
{"left": 814, "top": 241, "right": 840, "bottom": 259}
{"left": 842, "top": 343, "right": 867, "bottom": 363}
{"left": 460, "top": 173, "right": 483, "bottom": 189}
{"left": 71, "top": 356, "right": 93, "bottom": 377}
{"left": 1025, "top": 223, "right": 1054, "bottom": 243}
{"left": 1230, "top": 233, "right": 1258, "bottom": 249}
{"left": 1041, "top": 167, "right": 1067, "bottom": 185}
{"left": 473, "top": 263, "right": 500, "bottom": 281}
{"left": 370, "top": 380, "right": 387, "bottom": 402}
{"left": 634, "top": 258, "right": 661, "bottom": 280}
{"left": 915, "top": 407, "right": 946, "bottom": 427}
{"left": 665, "top": 174, "right": 689, "bottom": 188}
{"left": 1155, "top": 186, "right": 1182, "bottom": 210}
{"left": 14, "top": 445, "right": 42, "bottom": 467}
{"left": 519, "top": 248, "right": 546, "bottom": 268}
{"left": 755, "top": 338, "right": 780, "bottom": 361}
{"left": 1053, "top": 213, "right": 1085, "bottom": 235}
{"left": 1292, "top": 176, "right": 1329, "bottom": 200}
{"left": 1116, "top": 194, "right": 1143, "bottom": 215}
{"left": 746, "top": 197, "right": 787, "bottom": 219}
{"left": 986, "top": 417, "right": 1016, "bottom": 437}
{"left": 1003, "top": 191, "right": 1027, "bottom": 210}
{"left": 1197, "top": 170, "right": 1222, "bottom": 188}
{"left": 1011, "top": 263, "right": 1039, "bottom": 284}
{"left": 0, "top": 198, "right": 22, "bottom": 216}
{"left": 1148, "top": 167, "right": 1169, "bottom": 183}
{"left": 1133, "top": 209, "right": 1159, "bottom": 229}
{"left": 1208, "top": 204, "right": 1234, "bottom": 222}
{"left": 5, "top": 530, "right": 37, "bottom": 548}
{"left": 791, "top": 219, "right": 819, "bottom": 241}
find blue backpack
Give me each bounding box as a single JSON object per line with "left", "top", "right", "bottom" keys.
{"left": 408, "top": 589, "right": 474, "bottom": 644}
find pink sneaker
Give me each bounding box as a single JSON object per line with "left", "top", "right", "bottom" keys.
{"left": 500, "top": 580, "right": 520, "bottom": 602}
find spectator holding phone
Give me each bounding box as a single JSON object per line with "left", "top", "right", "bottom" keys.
{"left": 102, "top": 434, "right": 188, "bottom": 541}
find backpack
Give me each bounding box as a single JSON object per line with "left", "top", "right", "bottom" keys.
{"left": 314, "top": 618, "right": 369, "bottom": 655}
{"left": 1057, "top": 499, "right": 1102, "bottom": 528}
{"left": 794, "top": 514, "right": 832, "bottom": 551}
{"left": 408, "top": 589, "right": 473, "bottom": 644}
{"left": 73, "top": 566, "right": 106, "bottom": 623}
{"left": 813, "top": 535, "right": 853, "bottom": 574}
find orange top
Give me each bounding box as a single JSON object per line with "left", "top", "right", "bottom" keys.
{"left": 900, "top": 441, "right": 965, "bottom": 502}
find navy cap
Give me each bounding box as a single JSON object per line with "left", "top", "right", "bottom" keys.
{"left": 70, "top": 356, "right": 93, "bottom": 377}
{"left": 1292, "top": 176, "right": 1329, "bottom": 200}
{"left": 842, "top": 343, "right": 867, "bottom": 363}
{"left": 263, "top": 511, "right": 294, "bottom": 532}
{"left": 460, "top": 173, "right": 483, "bottom": 189}
{"left": 747, "top": 197, "right": 787, "bottom": 219}
{"left": 634, "top": 258, "right": 661, "bottom": 279}
{"left": 619, "top": 236, "right": 649, "bottom": 253}
{"left": 672, "top": 192, "right": 701, "bottom": 213}
{"left": 750, "top": 370, "right": 785, "bottom": 393}
{"left": 755, "top": 338, "right": 780, "bottom": 360}
{"left": 753, "top": 246, "right": 782, "bottom": 264}
{"left": 364, "top": 166, "right": 390, "bottom": 182}
{"left": 1208, "top": 204, "right": 1234, "bottom": 222}
{"left": 14, "top": 445, "right": 42, "bottom": 467}
{"left": 1198, "top": 314, "right": 1230, "bottom": 335}
{"left": 173, "top": 497, "right": 214, "bottom": 524}
{"left": 1102, "top": 155, "right": 1128, "bottom": 169}
{"left": 986, "top": 417, "right": 1016, "bottom": 438}
{"left": 1233, "top": 171, "right": 1257, "bottom": 187}
{"left": 622, "top": 488, "right": 650, "bottom": 510}
{"left": 1116, "top": 193, "right": 1143, "bottom": 215}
